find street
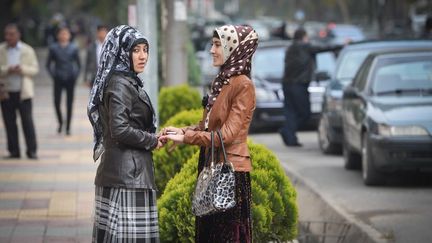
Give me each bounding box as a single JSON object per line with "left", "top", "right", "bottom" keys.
{"left": 250, "top": 132, "right": 432, "bottom": 243}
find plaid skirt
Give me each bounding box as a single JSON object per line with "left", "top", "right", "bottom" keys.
{"left": 92, "top": 186, "right": 160, "bottom": 243}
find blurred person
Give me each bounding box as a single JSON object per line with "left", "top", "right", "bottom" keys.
{"left": 46, "top": 26, "right": 81, "bottom": 135}
{"left": 87, "top": 25, "right": 163, "bottom": 242}
{"left": 272, "top": 21, "right": 290, "bottom": 40}
{"left": 0, "top": 23, "right": 39, "bottom": 159}
{"left": 44, "top": 13, "right": 65, "bottom": 46}
{"left": 280, "top": 28, "right": 341, "bottom": 146}
{"left": 160, "top": 24, "right": 258, "bottom": 243}
{"left": 84, "top": 25, "right": 109, "bottom": 88}
{"left": 422, "top": 15, "right": 432, "bottom": 39}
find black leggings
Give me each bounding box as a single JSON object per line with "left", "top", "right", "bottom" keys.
{"left": 53, "top": 80, "right": 76, "bottom": 132}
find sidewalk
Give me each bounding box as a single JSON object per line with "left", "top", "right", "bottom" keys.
{"left": 0, "top": 84, "right": 95, "bottom": 242}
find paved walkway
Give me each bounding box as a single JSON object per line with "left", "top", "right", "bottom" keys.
{"left": 0, "top": 83, "right": 95, "bottom": 242}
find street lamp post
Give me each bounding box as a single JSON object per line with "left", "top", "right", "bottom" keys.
{"left": 136, "top": 0, "right": 159, "bottom": 127}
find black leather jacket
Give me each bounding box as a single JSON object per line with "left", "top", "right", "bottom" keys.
{"left": 283, "top": 41, "right": 341, "bottom": 85}
{"left": 94, "top": 72, "right": 158, "bottom": 189}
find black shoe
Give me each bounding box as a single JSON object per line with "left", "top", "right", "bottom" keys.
{"left": 3, "top": 154, "right": 20, "bottom": 159}
{"left": 66, "top": 130, "right": 71, "bottom": 136}
{"left": 57, "top": 124, "right": 62, "bottom": 134}
{"left": 285, "top": 142, "right": 303, "bottom": 147}
{"left": 26, "top": 152, "right": 38, "bottom": 159}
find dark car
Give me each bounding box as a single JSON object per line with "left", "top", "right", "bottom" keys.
{"left": 318, "top": 40, "right": 432, "bottom": 154}
{"left": 341, "top": 49, "right": 432, "bottom": 185}
{"left": 250, "top": 40, "right": 335, "bottom": 131}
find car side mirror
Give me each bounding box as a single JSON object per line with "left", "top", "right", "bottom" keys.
{"left": 343, "top": 86, "right": 358, "bottom": 99}
{"left": 315, "top": 71, "right": 331, "bottom": 82}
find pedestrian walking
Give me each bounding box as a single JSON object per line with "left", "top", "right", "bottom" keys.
{"left": 84, "top": 24, "right": 108, "bottom": 88}
{"left": 280, "top": 28, "right": 341, "bottom": 146}
{"left": 88, "top": 25, "right": 163, "bottom": 242}
{"left": 46, "top": 26, "right": 81, "bottom": 135}
{"left": 160, "top": 24, "right": 258, "bottom": 243}
{"left": 0, "top": 23, "right": 39, "bottom": 159}
{"left": 422, "top": 15, "right": 432, "bottom": 39}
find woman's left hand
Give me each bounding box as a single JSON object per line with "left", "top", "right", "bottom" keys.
{"left": 160, "top": 134, "right": 185, "bottom": 144}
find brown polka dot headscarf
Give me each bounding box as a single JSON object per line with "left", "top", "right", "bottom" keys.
{"left": 206, "top": 25, "right": 259, "bottom": 111}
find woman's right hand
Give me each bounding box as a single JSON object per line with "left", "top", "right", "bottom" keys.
{"left": 161, "top": 126, "right": 184, "bottom": 135}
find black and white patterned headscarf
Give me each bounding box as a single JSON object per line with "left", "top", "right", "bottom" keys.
{"left": 87, "top": 25, "right": 151, "bottom": 161}
{"left": 206, "top": 25, "right": 259, "bottom": 111}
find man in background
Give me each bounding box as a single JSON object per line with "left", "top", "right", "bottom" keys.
{"left": 280, "top": 28, "right": 341, "bottom": 146}
{"left": 0, "top": 23, "right": 39, "bottom": 159}
{"left": 46, "top": 26, "right": 81, "bottom": 135}
{"left": 84, "top": 25, "right": 108, "bottom": 88}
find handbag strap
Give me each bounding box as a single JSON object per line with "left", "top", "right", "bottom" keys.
{"left": 216, "top": 130, "right": 229, "bottom": 164}
{"left": 205, "top": 131, "right": 215, "bottom": 168}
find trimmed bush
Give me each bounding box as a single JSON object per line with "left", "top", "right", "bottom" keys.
{"left": 158, "top": 152, "right": 199, "bottom": 242}
{"left": 158, "top": 84, "right": 202, "bottom": 125}
{"left": 154, "top": 109, "right": 202, "bottom": 194}
{"left": 158, "top": 140, "right": 298, "bottom": 242}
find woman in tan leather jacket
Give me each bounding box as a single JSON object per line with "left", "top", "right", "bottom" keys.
{"left": 161, "top": 25, "right": 258, "bottom": 243}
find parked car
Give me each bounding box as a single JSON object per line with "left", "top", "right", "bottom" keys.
{"left": 250, "top": 40, "right": 335, "bottom": 131}
{"left": 318, "top": 40, "right": 432, "bottom": 154}
{"left": 341, "top": 49, "right": 432, "bottom": 185}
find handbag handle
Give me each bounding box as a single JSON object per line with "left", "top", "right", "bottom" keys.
{"left": 216, "top": 130, "right": 228, "bottom": 164}
{"left": 204, "top": 131, "right": 215, "bottom": 168}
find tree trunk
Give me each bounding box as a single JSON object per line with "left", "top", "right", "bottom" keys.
{"left": 336, "top": 0, "right": 350, "bottom": 23}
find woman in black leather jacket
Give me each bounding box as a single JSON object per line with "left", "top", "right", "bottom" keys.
{"left": 87, "top": 25, "right": 163, "bottom": 242}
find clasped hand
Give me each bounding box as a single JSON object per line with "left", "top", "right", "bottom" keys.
{"left": 155, "top": 126, "right": 185, "bottom": 150}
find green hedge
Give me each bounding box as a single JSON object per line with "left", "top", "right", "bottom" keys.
{"left": 158, "top": 141, "right": 298, "bottom": 242}
{"left": 154, "top": 109, "right": 202, "bottom": 194}
{"left": 158, "top": 84, "right": 202, "bottom": 125}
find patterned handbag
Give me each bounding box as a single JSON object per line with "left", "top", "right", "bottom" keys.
{"left": 192, "top": 130, "right": 236, "bottom": 216}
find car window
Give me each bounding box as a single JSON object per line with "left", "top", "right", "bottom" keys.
{"left": 372, "top": 55, "right": 432, "bottom": 95}
{"left": 352, "top": 58, "right": 372, "bottom": 91}
{"left": 336, "top": 50, "right": 369, "bottom": 84}
{"left": 316, "top": 52, "right": 336, "bottom": 74}
{"left": 252, "top": 46, "right": 286, "bottom": 81}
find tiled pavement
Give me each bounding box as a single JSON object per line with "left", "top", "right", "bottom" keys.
{"left": 0, "top": 83, "right": 96, "bottom": 243}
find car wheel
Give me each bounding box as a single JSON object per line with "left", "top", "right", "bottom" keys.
{"left": 343, "top": 138, "right": 361, "bottom": 170}
{"left": 362, "top": 134, "right": 385, "bottom": 186}
{"left": 318, "top": 115, "right": 341, "bottom": 154}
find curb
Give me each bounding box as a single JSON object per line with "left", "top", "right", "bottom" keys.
{"left": 280, "top": 162, "right": 391, "bottom": 243}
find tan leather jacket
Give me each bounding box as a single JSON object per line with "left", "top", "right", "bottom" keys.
{"left": 183, "top": 75, "right": 256, "bottom": 172}
{"left": 0, "top": 42, "right": 39, "bottom": 100}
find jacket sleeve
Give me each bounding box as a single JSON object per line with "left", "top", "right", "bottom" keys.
{"left": 84, "top": 46, "right": 94, "bottom": 82}
{"left": 308, "top": 43, "right": 342, "bottom": 54}
{"left": 107, "top": 81, "right": 158, "bottom": 150}
{"left": 45, "top": 46, "right": 54, "bottom": 77}
{"left": 20, "top": 45, "right": 39, "bottom": 77}
{"left": 0, "top": 47, "right": 7, "bottom": 76}
{"left": 74, "top": 46, "right": 81, "bottom": 74}
{"left": 184, "top": 79, "right": 255, "bottom": 147}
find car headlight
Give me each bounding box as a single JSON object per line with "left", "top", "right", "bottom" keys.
{"left": 377, "top": 124, "right": 430, "bottom": 137}
{"left": 255, "top": 87, "right": 279, "bottom": 102}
